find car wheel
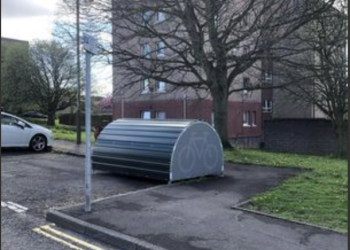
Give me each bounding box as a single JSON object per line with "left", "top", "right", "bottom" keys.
{"left": 30, "top": 134, "right": 47, "bottom": 152}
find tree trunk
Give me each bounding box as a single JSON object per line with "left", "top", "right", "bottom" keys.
{"left": 47, "top": 113, "right": 56, "bottom": 126}
{"left": 212, "top": 91, "right": 231, "bottom": 149}
{"left": 336, "top": 125, "right": 347, "bottom": 157}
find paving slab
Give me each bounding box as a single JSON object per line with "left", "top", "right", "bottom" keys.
{"left": 46, "top": 164, "right": 348, "bottom": 250}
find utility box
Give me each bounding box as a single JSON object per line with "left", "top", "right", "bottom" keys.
{"left": 92, "top": 119, "right": 224, "bottom": 182}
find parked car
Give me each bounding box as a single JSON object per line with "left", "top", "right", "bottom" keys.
{"left": 22, "top": 111, "right": 48, "bottom": 119}
{"left": 1, "top": 112, "right": 53, "bottom": 152}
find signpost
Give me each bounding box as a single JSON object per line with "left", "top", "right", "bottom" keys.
{"left": 83, "top": 33, "right": 98, "bottom": 212}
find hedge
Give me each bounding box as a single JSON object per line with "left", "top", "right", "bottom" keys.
{"left": 59, "top": 113, "right": 113, "bottom": 127}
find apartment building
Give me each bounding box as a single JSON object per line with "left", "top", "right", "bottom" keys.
{"left": 260, "top": 2, "right": 347, "bottom": 121}
{"left": 111, "top": 17, "right": 263, "bottom": 147}
{"left": 112, "top": 72, "right": 262, "bottom": 147}
{"left": 110, "top": 0, "right": 335, "bottom": 147}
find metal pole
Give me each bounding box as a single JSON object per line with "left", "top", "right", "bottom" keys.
{"left": 183, "top": 94, "right": 187, "bottom": 119}
{"left": 85, "top": 51, "right": 92, "bottom": 212}
{"left": 121, "top": 88, "right": 125, "bottom": 118}
{"left": 76, "top": 0, "right": 82, "bottom": 144}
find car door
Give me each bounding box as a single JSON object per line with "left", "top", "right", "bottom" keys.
{"left": 1, "top": 114, "right": 31, "bottom": 147}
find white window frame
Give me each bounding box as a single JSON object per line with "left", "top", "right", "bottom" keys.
{"left": 141, "top": 111, "right": 151, "bottom": 119}
{"left": 214, "top": 14, "right": 219, "bottom": 26}
{"left": 263, "top": 72, "right": 273, "bottom": 83}
{"left": 242, "top": 77, "right": 250, "bottom": 95}
{"left": 141, "top": 43, "right": 151, "bottom": 58}
{"left": 156, "top": 12, "right": 165, "bottom": 22}
{"left": 243, "top": 111, "right": 250, "bottom": 127}
{"left": 142, "top": 11, "right": 152, "bottom": 25}
{"left": 156, "top": 80, "right": 166, "bottom": 93}
{"left": 142, "top": 79, "right": 150, "bottom": 94}
{"left": 156, "top": 41, "right": 165, "bottom": 58}
{"left": 156, "top": 111, "right": 166, "bottom": 119}
{"left": 251, "top": 111, "right": 257, "bottom": 126}
{"left": 262, "top": 100, "right": 272, "bottom": 113}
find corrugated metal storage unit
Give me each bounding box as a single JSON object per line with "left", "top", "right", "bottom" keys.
{"left": 92, "top": 119, "right": 224, "bottom": 182}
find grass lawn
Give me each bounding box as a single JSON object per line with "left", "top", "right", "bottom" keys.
{"left": 225, "top": 150, "right": 348, "bottom": 233}
{"left": 50, "top": 123, "right": 94, "bottom": 143}
{"left": 26, "top": 118, "right": 94, "bottom": 143}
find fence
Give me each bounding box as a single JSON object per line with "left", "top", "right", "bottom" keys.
{"left": 59, "top": 113, "right": 113, "bottom": 127}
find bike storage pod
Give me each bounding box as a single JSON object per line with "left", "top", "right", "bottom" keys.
{"left": 92, "top": 119, "right": 224, "bottom": 182}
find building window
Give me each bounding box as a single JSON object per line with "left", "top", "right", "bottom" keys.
{"left": 243, "top": 77, "right": 251, "bottom": 95}
{"left": 142, "top": 79, "right": 150, "bottom": 93}
{"left": 211, "top": 112, "right": 215, "bottom": 127}
{"left": 156, "top": 12, "right": 165, "bottom": 22}
{"left": 156, "top": 41, "right": 165, "bottom": 58}
{"left": 243, "top": 111, "right": 250, "bottom": 127}
{"left": 142, "top": 11, "right": 152, "bottom": 25}
{"left": 141, "top": 43, "right": 151, "bottom": 58}
{"left": 214, "top": 14, "right": 219, "bottom": 26}
{"left": 156, "top": 80, "right": 166, "bottom": 92}
{"left": 229, "top": 48, "right": 238, "bottom": 56}
{"left": 251, "top": 111, "right": 257, "bottom": 126}
{"left": 243, "top": 46, "right": 249, "bottom": 54}
{"left": 262, "top": 100, "right": 272, "bottom": 113}
{"left": 156, "top": 111, "right": 166, "bottom": 119}
{"left": 262, "top": 71, "right": 273, "bottom": 84}
{"left": 141, "top": 111, "right": 151, "bottom": 119}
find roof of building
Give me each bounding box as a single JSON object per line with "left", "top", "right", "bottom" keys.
{"left": 1, "top": 37, "right": 29, "bottom": 45}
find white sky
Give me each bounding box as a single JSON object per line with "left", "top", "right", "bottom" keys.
{"left": 1, "top": 0, "right": 112, "bottom": 96}
{"left": 1, "top": 0, "right": 57, "bottom": 41}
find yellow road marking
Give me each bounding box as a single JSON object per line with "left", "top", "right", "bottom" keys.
{"left": 40, "top": 225, "right": 106, "bottom": 250}
{"left": 33, "top": 228, "right": 86, "bottom": 250}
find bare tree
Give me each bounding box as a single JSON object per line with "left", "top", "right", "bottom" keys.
{"left": 86, "top": 0, "right": 336, "bottom": 147}
{"left": 277, "top": 2, "right": 347, "bottom": 156}
{"left": 29, "top": 40, "right": 79, "bottom": 125}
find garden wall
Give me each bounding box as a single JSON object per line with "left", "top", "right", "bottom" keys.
{"left": 263, "top": 119, "right": 347, "bottom": 155}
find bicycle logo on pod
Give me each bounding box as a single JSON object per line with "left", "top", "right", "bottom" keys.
{"left": 177, "top": 132, "right": 220, "bottom": 173}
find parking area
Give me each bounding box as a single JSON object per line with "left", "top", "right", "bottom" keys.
{"left": 1, "top": 151, "right": 159, "bottom": 216}
{"left": 2, "top": 150, "right": 347, "bottom": 250}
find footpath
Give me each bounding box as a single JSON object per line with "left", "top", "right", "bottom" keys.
{"left": 50, "top": 140, "right": 348, "bottom": 250}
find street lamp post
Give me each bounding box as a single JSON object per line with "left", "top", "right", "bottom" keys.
{"left": 76, "top": 0, "right": 82, "bottom": 144}
{"left": 83, "top": 0, "right": 96, "bottom": 213}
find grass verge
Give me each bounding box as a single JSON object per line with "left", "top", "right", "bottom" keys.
{"left": 50, "top": 124, "right": 94, "bottom": 143}
{"left": 225, "top": 149, "right": 348, "bottom": 233}
{"left": 26, "top": 118, "right": 94, "bottom": 143}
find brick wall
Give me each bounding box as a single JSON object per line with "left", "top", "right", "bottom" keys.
{"left": 113, "top": 99, "right": 263, "bottom": 148}
{"left": 263, "top": 119, "right": 348, "bottom": 155}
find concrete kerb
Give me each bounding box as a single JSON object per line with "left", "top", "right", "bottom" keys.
{"left": 47, "top": 184, "right": 167, "bottom": 212}
{"left": 52, "top": 148, "right": 85, "bottom": 158}
{"left": 47, "top": 210, "right": 169, "bottom": 250}
{"left": 231, "top": 204, "right": 347, "bottom": 236}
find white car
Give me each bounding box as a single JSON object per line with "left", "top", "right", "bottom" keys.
{"left": 1, "top": 112, "right": 53, "bottom": 152}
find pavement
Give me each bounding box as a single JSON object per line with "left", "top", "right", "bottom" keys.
{"left": 48, "top": 140, "right": 348, "bottom": 250}
{"left": 53, "top": 140, "right": 87, "bottom": 157}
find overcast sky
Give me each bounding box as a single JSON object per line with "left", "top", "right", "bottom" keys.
{"left": 1, "top": 0, "right": 58, "bottom": 41}
{"left": 1, "top": 0, "right": 112, "bottom": 96}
